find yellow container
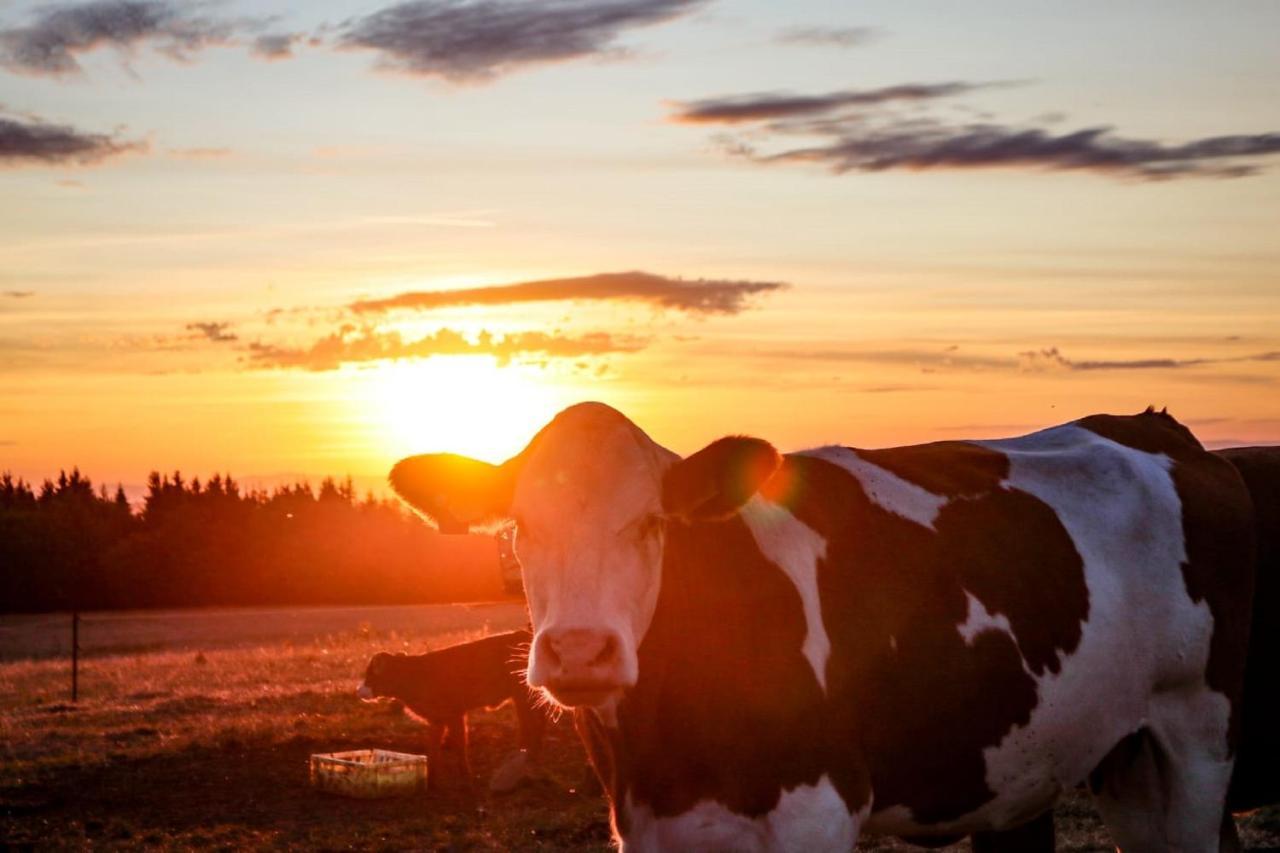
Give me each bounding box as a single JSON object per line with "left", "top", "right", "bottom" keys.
{"left": 309, "top": 749, "right": 428, "bottom": 798}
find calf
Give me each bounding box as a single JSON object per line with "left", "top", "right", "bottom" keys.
{"left": 357, "top": 629, "right": 546, "bottom": 791}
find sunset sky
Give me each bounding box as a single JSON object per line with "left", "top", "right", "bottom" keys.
{"left": 3, "top": 0, "right": 1279, "bottom": 496}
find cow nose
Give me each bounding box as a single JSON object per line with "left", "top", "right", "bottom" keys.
{"left": 538, "top": 628, "right": 622, "bottom": 682}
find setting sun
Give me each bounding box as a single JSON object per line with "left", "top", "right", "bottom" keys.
{"left": 362, "top": 357, "right": 578, "bottom": 463}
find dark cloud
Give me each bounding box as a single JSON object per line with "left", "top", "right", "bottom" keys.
{"left": 681, "top": 78, "right": 1280, "bottom": 180}
{"left": 185, "top": 321, "right": 238, "bottom": 343}
{"left": 749, "top": 122, "right": 1280, "bottom": 180}
{"left": 246, "top": 325, "right": 647, "bottom": 371}
{"left": 338, "top": 0, "right": 707, "bottom": 83}
{"left": 0, "top": 112, "right": 146, "bottom": 166}
{"left": 250, "top": 32, "right": 302, "bottom": 60}
{"left": 0, "top": 0, "right": 269, "bottom": 77}
{"left": 0, "top": 1, "right": 302, "bottom": 77}
{"left": 669, "top": 82, "right": 989, "bottom": 124}
{"left": 1020, "top": 347, "right": 1280, "bottom": 371}
{"left": 3, "top": 290, "right": 34, "bottom": 298}
{"left": 774, "top": 26, "right": 878, "bottom": 49}
{"left": 349, "top": 271, "right": 786, "bottom": 316}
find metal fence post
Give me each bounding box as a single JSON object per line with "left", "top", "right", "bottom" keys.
{"left": 71, "top": 610, "right": 79, "bottom": 702}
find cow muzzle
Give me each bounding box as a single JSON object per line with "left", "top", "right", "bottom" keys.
{"left": 530, "top": 627, "right": 630, "bottom": 708}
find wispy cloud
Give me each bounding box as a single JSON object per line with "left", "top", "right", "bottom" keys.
{"left": 246, "top": 325, "right": 647, "bottom": 371}
{"left": 0, "top": 112, "right": 147, "bottom": 166}
{"left": 746, "top": 122, "right": 1280, "bottom": 180}
{"left": 669, "top": 82, "right": 992, "bottom": 124}
{"left": 1019, "top": 346, "right": 1280, "bottom": 371}
{"left": 185, "top": 321, "right": 238, "bottom": 343}
{"left": 774, "top": 26, "right": 878, "bottom": 49}
{"left": 167, "top": 146, "right": 232, "bottom": 159}
{"left": 762, "top": 344, "right": 1280, "bottom": 378}
{"left": 348, "top": 271, "right": 786, "bottom": 316}
{"left": 338, "top": 0, "right": 707, "bottom": 83}
{"left": 3, "top": 290, "right": 34, "bottom": 298}
{"left": 0, "top": 0, "right": 300, "bottom": 78}
{"left": 678, "top": 77, "right": 1280, "bottom": 181}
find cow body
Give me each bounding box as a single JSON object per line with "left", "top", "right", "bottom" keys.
{"left": 357, "top": 629, "right": 546, "bottom": 790}
{"left": 391, "top": 405, "right": 1254, "bottom": 850}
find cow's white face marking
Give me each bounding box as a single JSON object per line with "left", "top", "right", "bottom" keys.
{"left": 622, "top": 774, "right": 859, "bottom": 852}
{"left": 513, "top": 403, "right": 678, "bottom": 708}
{"left": 800, "top": 447, "right": 948, "bottom": 529}
{"left": 740, "top": 496, "right": 831, "bottom": 691}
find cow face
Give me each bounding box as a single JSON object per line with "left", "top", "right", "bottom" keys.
{"left": 356, "top": 651, "right": 397, "bottom": 700}
{"left": 389, "top": 402, "right": 780, "bottom": 709}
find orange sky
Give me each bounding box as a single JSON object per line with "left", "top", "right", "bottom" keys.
{"left": 2, "top": 0, "right": 1278, "bottom": 496}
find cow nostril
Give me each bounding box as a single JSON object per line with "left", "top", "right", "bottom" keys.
{"left": 590, "top": 633, "right": 619, "bottom": 668}
{"left": 538, "top": 632, "right": 562, "bottom": 669}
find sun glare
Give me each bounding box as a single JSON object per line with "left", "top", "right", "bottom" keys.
{"left": 363, "top": 357, "right": 576, "bottom": 463}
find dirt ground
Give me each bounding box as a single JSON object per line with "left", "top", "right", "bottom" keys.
{"left": 2, "top": 606, "right": 1277, "bottom": 851}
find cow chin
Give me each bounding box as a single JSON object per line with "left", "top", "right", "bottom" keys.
{"left": 541, "top": 680, "right": 624, "bottom": 710}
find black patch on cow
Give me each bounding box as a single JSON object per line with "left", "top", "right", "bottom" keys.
{"left": 779, "top": 452, "right": 1088, "bottom": 824}
{"left": 1216, "top": 446, "right": 1280, "bottom": 809}
{"left": 607, "top": 513, "right": 842, "bottom": 821}
{"left": 854, "top": 442, "right": 1010, "bottom": 498}
{"left": 1079, "top": 411, "right": 1255, "bottom": 756}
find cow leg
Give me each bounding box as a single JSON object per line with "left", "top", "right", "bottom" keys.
{"left": 513, "top": 691, "right": 547, "bottom": 764}
{"left": 424, "top": 721, "right": 447, "bottom": 791}
{"left": 1091, "top": 691, "right": 1234, "bottom": 852}
{"left": 438, "top": 714, "right": 474, "bottom": 793}
{"left": 453, "top": 713, "right": 474, "bottom": 790}
{"left": 971, "top": 811, "right": 1054, "bottom": 853}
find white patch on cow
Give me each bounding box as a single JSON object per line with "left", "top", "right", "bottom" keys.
{"left": 767, "top": 777, "right": 860, "bottom": 852}
{"left": 740, "top": 496, "right": 831, "bottom": 691}
{"left": 621, "top": 775, "right": 858, "bottom": 852}
{"left": 911, "top": 423, "right": 1227, "bottom": 833}
{"left": 800, "top": 446, "right": 948, "bottom": 529}
{"left": 956, "top": 590, "right": 1015, "bottom": 647}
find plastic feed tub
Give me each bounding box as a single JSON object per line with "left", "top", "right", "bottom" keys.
{"left": 309, "top": 749, "right": 428, "bottom": 798}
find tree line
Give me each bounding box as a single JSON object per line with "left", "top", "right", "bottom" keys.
{"left": 0, "top": 469, "right": 501, "bottom": 614}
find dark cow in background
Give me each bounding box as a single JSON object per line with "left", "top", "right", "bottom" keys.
{"left": 1218, "top": 447, "right": 1280, "bottom": 814}
{"left": 358, "top": 629, "right": 547, "bottom": 792}
{"left": 391, "top": 404, "right": 1255, "bottom": 851}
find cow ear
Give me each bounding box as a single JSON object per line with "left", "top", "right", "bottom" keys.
{"left": 662, "top": 436, "right": 781, "bottom": 523}
{"left": 389, "top": 453, "right": 519, "bottom": 533}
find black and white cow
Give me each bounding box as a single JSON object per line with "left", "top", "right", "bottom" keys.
{"left": 390, "top": 404, "right": 1255, "bottom": 851}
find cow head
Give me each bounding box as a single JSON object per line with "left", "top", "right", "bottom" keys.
{"left": 356, "top": 651, "right": 397, "bottom": 700}
{"left": 389, "top": 402, "right": 780, "bottom": 709}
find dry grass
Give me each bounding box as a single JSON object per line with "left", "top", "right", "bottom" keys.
{"left": 1, "top": 606, "right": 1277, "bottom": 851}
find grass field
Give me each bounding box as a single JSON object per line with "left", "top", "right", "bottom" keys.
{"left": 2, "top": 605, "right": 1277, "bottom": 851}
